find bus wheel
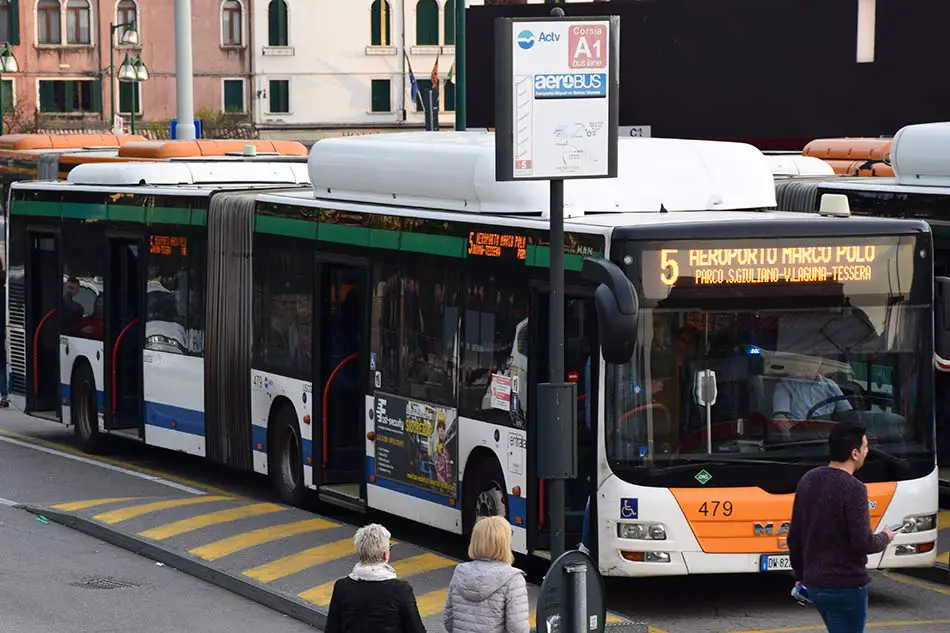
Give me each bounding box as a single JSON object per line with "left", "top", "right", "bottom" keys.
{"left": 72, "top": 364, "right": 106, "bottom": 454}
{"left": 463, "top": 459, "right": 507, "bottom": 535}
{"left": 271, "top": 407, "right": 305, "bottom": 506}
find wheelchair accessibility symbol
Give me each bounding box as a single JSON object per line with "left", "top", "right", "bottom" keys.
{"left": 620, "top": 498, "right": 638, "bottom": 520}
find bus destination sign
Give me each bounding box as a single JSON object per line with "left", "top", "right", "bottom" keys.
{"left": 468, "top": 231, "right": 527, "bottom": 260}
{"left": 657, "top": 244, "right": 879, "bottom": 288}
{"left": 149, "top": 235, "right": 188, "bottom": 257}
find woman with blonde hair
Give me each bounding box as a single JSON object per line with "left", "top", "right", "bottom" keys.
{"left": 444, "top": 515, "right": 530, "bottom": 633}
{"left": 325, "top": 523, "right": 426, "bottom": 633}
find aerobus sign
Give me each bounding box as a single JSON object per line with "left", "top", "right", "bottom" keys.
{"left": 495, "top": 15, "right": 620, "bottom": 181}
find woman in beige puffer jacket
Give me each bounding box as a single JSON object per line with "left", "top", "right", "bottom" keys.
{"left": 444, "top": 515, "right": 530, "bottom": 633}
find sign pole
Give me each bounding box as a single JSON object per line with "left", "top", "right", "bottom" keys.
{"left": 549, "top": 172, "right": 566, "bottom": 560}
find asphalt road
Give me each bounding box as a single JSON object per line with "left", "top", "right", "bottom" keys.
{"left": 0, "top": 409, "right": 948, "bottom": 633}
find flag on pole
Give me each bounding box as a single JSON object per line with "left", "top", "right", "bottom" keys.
{"left": 404, "top": 51, "right": 423, "bottom": 110}
{"left": 447, "top": 61, "right": 455, "bottom": 84}
{"left": 430, "top": 54, "right": 440, "bottom": 93}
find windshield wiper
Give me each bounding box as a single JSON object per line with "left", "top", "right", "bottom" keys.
{"left": 763, "top": 440, "right": 910, "bottom": 470}
{"left": 648, "top": 457, "right": 810, "bottom": 475}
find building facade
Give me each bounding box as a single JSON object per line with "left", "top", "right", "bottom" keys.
{"left": 0, "top": 0, "right": 252, "bottom": 130}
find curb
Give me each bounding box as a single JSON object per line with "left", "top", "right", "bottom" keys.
{"left": 18, "top": 504, "right": 328, "bottom": 629}
{"left": 894, "top": 564, "right": 950, "bottom": 587}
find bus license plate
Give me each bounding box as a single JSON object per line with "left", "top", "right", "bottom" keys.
{"left": 760, "top": 554, "right": 792, "bottom": 572}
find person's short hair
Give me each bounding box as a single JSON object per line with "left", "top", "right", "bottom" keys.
{"left": 468, "top": 515, "right": 514, "bottom": 566}
{"left": 354, "top": 523, "right": 391, "bottom": 564}
{"left": 828, "top": 420, "right": 867, "bottom": 462}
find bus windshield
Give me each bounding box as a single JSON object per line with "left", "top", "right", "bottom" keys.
{"left": 606, "top": 234, "right": 935, "bottom": 488}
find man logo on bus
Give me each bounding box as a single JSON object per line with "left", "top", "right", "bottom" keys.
{"left": 517, "top": 30, "right": 535, "bottom": 50}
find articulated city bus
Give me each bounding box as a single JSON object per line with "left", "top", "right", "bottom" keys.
{"left": 779, "top": 121, "right": 950, "bottom": 469}
{"left": 6, "top": 131, "right": 942, "bottom": 576}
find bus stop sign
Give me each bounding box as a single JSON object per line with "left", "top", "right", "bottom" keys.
{"left": 536, "top": 549, "right": 606, "bottom": 633}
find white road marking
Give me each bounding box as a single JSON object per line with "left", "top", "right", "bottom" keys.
{"left": 0, "top": 496, "right": 18, "bottom": 506}
{"left": 0, "top": 434, "right": 206, "bottom": 495}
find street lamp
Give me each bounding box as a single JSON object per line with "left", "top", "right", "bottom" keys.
{"left": 118, "top": 53, "right": 149, "bottom": 134}
{"left": 109, "top": 20, "right": 140, "bottom": 127}
{"left": 0, "top": 44, "right": 19, "bottom": 136}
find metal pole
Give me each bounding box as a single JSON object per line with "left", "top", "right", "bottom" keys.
{"left": 549, "top": 177, "right": 566, "bottom": 560}
{"left": 109, "top": 27, "right": 115, "bottom": 127}
{"left": 130, "top": 82, "right": 136, "bottom": 135}
{"left": 1, "top": 73, "right": 4, "bottom": 136}
{"left": 566, "top": 563, "right": 588, "bottom": 633}
{"left": 174, "top": 0, "right": 196, "bottom": 140}
{"left": 454, "top": 0, "right": 465, "bottom": 130}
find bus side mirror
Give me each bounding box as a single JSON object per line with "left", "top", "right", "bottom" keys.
{"left": 582, "top": 257, "right": 639, "bottom": 365}
{"left": 936, "top": 276, "right": 950, "bottom": 372}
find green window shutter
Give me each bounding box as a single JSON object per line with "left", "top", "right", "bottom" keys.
{"left": 90, "top": 80, "right": 101, "bottom": 113}
{"left": 268, "top": 0, "right": 287, "bottom": 46}
{"left": 269, "top": 79, "right": 288, "bottom": 113}
{"left": 444, "top": 80, "right": 455, "bottom": 112}
{"left": 371, "top": 79, "right": 390, "bottom": 112}
{"left": 443, "top": 0, "right": 454, "bottom": 46}
{"left": 224, "top": 80, "right": 244, "bottom": 112}
{"left": 1, "top": 79, "right": 12, "bottom": 113}
{"left": 39, "top": 81, "right": 56, "bottom": 113}
{"left": 9, "top": 0, "right": 19, "bottom": 45}
{"left": 415, "top": 0, "right": 438, "bottom": 46}
{"left": 370, "top": 0, "right": 390, "bottom": 47}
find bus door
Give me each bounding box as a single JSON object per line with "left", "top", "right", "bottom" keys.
{"left": 313, "top": 254, "right": 369, "bottom": 505}
{"left": 528, "top": 287, "right": 599, "bottom": 554}
{"left": 104, "top": 237, "right": 144, "bottom": 433}
{"left": 26, "top": 231, "right": 61, "bottom": 416}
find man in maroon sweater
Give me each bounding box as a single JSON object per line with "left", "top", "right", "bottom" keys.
{"left": 787, "top": 421, "right": 896, "bottom": 633}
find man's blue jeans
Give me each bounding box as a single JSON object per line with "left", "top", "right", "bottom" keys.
{"left": 808, "top": 584, "right": 869, "bottom": 633}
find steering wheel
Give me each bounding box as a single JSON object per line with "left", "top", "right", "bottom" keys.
{"left": 805, "top": 393, "right": 869, "bottom": 420}
{"left": 619, "top": 402, "right": 671, "bottom": 425}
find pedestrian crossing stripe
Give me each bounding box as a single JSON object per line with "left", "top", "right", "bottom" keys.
{"left": 93, "top": 495, "right": 233, "bottom": 524}
{"left": 138, "top": 502, "right": 286, "bottom": 540}
{"left": 243, "top": 538, "right": 356, "bottom": 583}
{"left": 190, "top": 517, "right": 340, "bottom": 561}
{"left": 50, "top": 497, "right": 144, "bottom": 511}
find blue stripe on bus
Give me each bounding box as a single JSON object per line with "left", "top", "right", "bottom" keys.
{"left": 251, "top": 425, "right": 313, "bottom": 468}
{"left": 303, "top": 439, "right": 314, "bottom": 466}
{"left": 144, "top": 401, "right": 205, "bottom": 437}
{"left": 60, "top": 383, "right": 105, "bottom": 409}
{"left": 508, "top": 494, "right": 527, "bottom": 528}
{"left": 366, "top": 456, "right": 457, "bottom": 508}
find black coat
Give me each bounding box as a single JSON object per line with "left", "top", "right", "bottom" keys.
{"left": 325, "top": 576, "right": 427, "bottom": 633}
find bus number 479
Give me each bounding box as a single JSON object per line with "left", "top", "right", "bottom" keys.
{"left": 698, "top": 501, "right": 734, "bottom": 517}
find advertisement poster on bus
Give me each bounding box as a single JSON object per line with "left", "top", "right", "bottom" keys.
{"left": 373, "top": 392, "right": 459, "bottom": 499}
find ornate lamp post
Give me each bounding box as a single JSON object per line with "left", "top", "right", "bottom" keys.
{"left": 118, "top": 53, "right": 149, "bottom": 134}
{"left": 0, "top": 44, "right": 19, "bottom": 136}
{"left": 109, "top": 21, "right": 140, "bottom": 126}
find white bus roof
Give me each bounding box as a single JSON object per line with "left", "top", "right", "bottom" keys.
{"left": 306, "top": 131, "right": 777, "bottom": 215}
{"left": 63, "top": 161, "right": 311, "bottom": 186}
{"left": 767, "top": 154, "right": 836, "bottom": 177}
{"left": 890, "top": 121, "right": 950, "bottom": 187}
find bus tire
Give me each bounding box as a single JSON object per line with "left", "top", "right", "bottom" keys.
{"left": 270, "top": 404, "right": 305, "bottom": 507}
{"left": 71, "top": 362, "right": 106, "bottom": 454}
{"left": 462, "top": 456, "right": 508, "bottom": 536}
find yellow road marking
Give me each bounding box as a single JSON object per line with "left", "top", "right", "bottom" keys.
{"left": 298, "top": 552, "right": 456, "bottom": 606}
{"left": 138, "top": 502, "right": 285, "bottom": 540}
{"left": 937, "top": 551, "right": 948, "bottom": 565}
{"left": 882, "top": 571, "right": 950, "bottom": 596}
{"left": 647, "top": 628, "right": 669, "bottom": 633}
{"left": 0, "top": 428, "right": 231, "bottom": 496}
{"left": 243, "top": 538, "right": 354, "bottom": 583}
{"left": 51, "top": 497, "right": 143, "bottom": 511}
{"left": 528, "top": 611, "right": 625, "bottom": 628}
{"left": 94, "top": 496, "right": 232, "bottom": 524}
{"left": 938, "top": 510, "right": 950, "bottom": 529}
{"left": 730, "top": 621, "right": 950, "bottom": 633}
{"left": 190, "top": 517, "right": 340, "bottom": 561}
{"left": 415, "top": 588, "right": 449, "bottom": 618}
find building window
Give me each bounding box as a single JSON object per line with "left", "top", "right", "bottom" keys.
{"left": 371, "top": 79, "right": 390, "bottom": 113}
{"left": 223, "top": 79, "right": 245, "bottom": 113}
{"left": 443, "top": 0, "right": 454, "bottom": 45}
{"left": 115, "top": 0, "right": 136, "bottom": 44}
{"left": 37, "top": 0, "right": 61, "bottom": 44}
{"left": 370, "top": 0, "right": 390, "bottom": 47}
{"left": 39, "top": 79, "right": 100, "bottom": 113}
{"left": 443, "top": 80, "right": 455, "bottom": 112}
{"left": 267, "top": 0, "right": 287, "bottom": 47}
{"left": 222, "top": 0, "right": 242, "bottom": 47}
{"left": 1, "top": 79, "right": 13, "bottom": 113}
{"left": 414, "top": 78, "right": 432, "bottom": 112}
{"left": 415, "top": 0, "right": 438, "bottom": 46}
{"left": 118, "top": 81, "right": 140, "bottom": 114}
{"left": 268, "top": 79, "right": 289, "bottom": 113}
{"left": 0, "top": 0, "right": 10, "bottom": 44}
{"left": 66, "top": 0, "right": 91, "bottom": 45}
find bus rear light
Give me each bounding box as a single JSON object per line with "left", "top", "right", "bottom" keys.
{"left": 303, "top": 415, "right": 311, "bottom": 425}
{"left": 514, "top": 516, "right": 523, "bottom": 526}
{"left": 512, "top": 486, "right": 521, "bottom": 497}
{"left": 369, "top": 474, "right": 377, "bottom": 483}
{"left": 618, "top": 522, "right": 667, "bottom": 540}
{"left": 894, "top": 541, "right": 935, "bottom": 556}
{"left": 256, "top": 442, "right": 263, "bottom": 450}
{"left": 621, "top": 551, "right": 671, "bottom": 563}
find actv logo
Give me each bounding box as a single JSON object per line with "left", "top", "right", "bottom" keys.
{"left": 517, "top": 30, "right": 560, "bottom": 50}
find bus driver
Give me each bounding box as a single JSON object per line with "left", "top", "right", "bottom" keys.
{"left": 772, "top": 361, "right": 852, "bottom": 439}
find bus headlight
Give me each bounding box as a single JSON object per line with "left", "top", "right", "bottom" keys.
{"left": 618, "top": 522, "right": 667, "bottom": 540}
{"left": 900, "top": 514, "right": 937, "bottom": 532}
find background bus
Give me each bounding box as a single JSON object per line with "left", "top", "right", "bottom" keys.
{"left": 778, "top": 121, "right": 950, "bottom": 469}
{"left": 6, "top": 132, "right": 942, "bottom": 577}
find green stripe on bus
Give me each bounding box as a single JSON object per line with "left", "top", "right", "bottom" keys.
{"left": 61, "top": 203, "right": 107, "bottom": 220}
{"left": 369, "top": 228, "right": 400, "bottom": 250}
{"left": 319, "top": 223, "right": 369, "bottom": 247}
{"left": 256, "top": 215, "right": 317, "bottom": 239}
{"left": 190, "top": 208, "right": 208, "bottom": 226}
{"left": 10, "top": 200, "right": 60, "bottom": 217}
{"left": 108, "top": 205, "right": 146, "bottom": 223}
{"left": 147, "top": 206, "right": 192, "bottom": 225}
{"left": 527, "top": 245, "right": 584, "bottom": 272}
{"left": 400, "top": 232, "right": 467, "bottom": 258}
